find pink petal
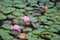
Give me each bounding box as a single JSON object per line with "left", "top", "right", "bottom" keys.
{"left": 22, "top": 16, "right": 30, "bottom": 23}
{"left": 10, "top": 25, "right": 21, "bottom": 32}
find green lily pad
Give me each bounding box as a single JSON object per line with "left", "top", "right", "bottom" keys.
{"left": 0, "top": 29, "right": 10, "bottom": 35}
{"left": 45, "top": 21, "right": 53, "bottom": 25}
{"left": 30, "top": 17, "right": 37, "bottom": 22}
{"left": 0, "top": 13, "right": 6, "bottom": 20}
{"left": 29, "top": 0, "right": 37, "bottom": 4}
{"left": 2, "top": 7, "right": 15, "bottom": 14}
{"left": 1, "top": 33, "right": 13, "bottom": 40}
{"left": 18, "top": 20, "right": 24, "bottom": 26}
{"left": 7, "top": 14, "right": 16, "bottom": 19}
{"left": 28, "top": 37, "right": 38, "bottom": 40}
{"left": 56, "top": 2, "right": 60, "bottom": 9}
{"left": 14, "top": 0, "right": 23, "bottom": 3}
{"left": 54, "top": 21, "right": 60, "bottom": 25}
{"left": 40, "top": 16, "right": 47, "bottom": 23}
{"left": 2, "top": 24, "right": 12, "bottom": 29}
{"left": 40, "top": 0, "right": 49, "bottom": 3}
{"left": 19, "top": 9, "right": 25, "bottom": 13}
{"left": 26, "top": 34, "right": 32, "bottom": 39}
{"left": 13, "top": 38, "right": 17, "bottom": 40}
{"left": 32, "top": 29, "right": 45, "bottom": 35}
{"left": 12, "top": 11, "right": 22, "bottom": 16}
{"left": 30, "top": 4, "right": 39, "bottom": 7}
{"left": 15, "top": 4, "right": 26, "bottom": 8}
{"left": 29, "top": 16, "right": 37, "bottom": 22}
{"left": 39, "top": 5, "right": 44, "bottom": 9}
{"left": 2, "top": 2, "right": 12, "bottom": 7}
{"left": 45, "top": 34, "right": 53, "bottom": 39}
{"left": 55, "top": 25, "right": 60, "bottom": 31}
{"left": 25, "top": 28, "right": 32, "bottom": 31}
{"left": 3, "top": 0, "right": 13, "bottom": 3}
{"left": 48, "top": 27, "right": 58, "bottom": 32}
{"left": 46, "top": 2, "right": 54, "bottom": 8}
{"left": 51, "top": 36, "right": 60, "bottom": 40}
{"left": 25, "top": 7, "right": 33, "bottom": 10}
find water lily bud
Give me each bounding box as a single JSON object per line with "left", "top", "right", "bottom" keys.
{"left": 11, "top": 19, "right": 16, "bottom": 25}
{"left": 35, "top": 26, "right": 39, "bottom": 30}
{"left": 44, "top": 6, "right": 48, "bottom": 12}
{"left": 22, "top": 16, "right": 30, "bottom": 23}
{"left": 11, "top": 25, "right": 21, "bottom": 32}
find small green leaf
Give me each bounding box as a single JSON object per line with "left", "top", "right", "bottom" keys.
{"left": 40, "top": 0, "right": 49, "bottom": 2}
{"left": 51, "top": 36, "right": 60, "bottom": 40}
{"left": 0, "top": 13, "right": 6, "bottom": 20}
{"left": 25, "top": 7, "right": 33, "bottom": 10}
{"left": 15, "top": 4, "right": 26, "bottom": 8}
{"left": 7, "top": 14, "right": 16, "bottom": 19}
{"left": 14, "top": 0, "right": 23, "bottom": 3}
{"left": 45, "top": 21, "right": 53, "bottom": 25}
{"left": 1, "top": 33, "right": 13, "bottom": 40}
{"left": 2, "top": 24, "right": 12, "bottom": 29}
{"left": 12, "top": 11, "right": 22, "bottom": 16}
{"left": 2, "top": 7, "right": 15, "bottom": 14}
{"left": 29, "top": 15, "right": 37, "bottom": 22}
{"left": 40, "top": 16, "right": 47, "bottom": 23}
{"left": 25, "top": 28, "right": 32, "bottom": 31}
{"left": 48, "top": 27, "right": 58, "bottom": 32}
{"left": 32, "top": 30, "right": 40, "bottom": 35}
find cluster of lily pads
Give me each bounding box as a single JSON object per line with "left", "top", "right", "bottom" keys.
{"left": 0, "top": 0, "right": 60, "bottom": 40}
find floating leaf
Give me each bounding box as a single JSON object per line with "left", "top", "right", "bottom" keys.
{"left": 19, "top": 9, "right": 25, "bottom": 13}
{"left": 3, "top": 20, "right": 11, "bottom": 24}
{"left": 1, "top": 33, "right": 13, "bottom": 40}
{"left": 45, "top": 21, "right": 53, "bottom": 25}
{"left": 29, "top": 15, "right": 37, "bottom": 22}
{"left": 2, "top": 24, "right": 12, "bottom": 29}
{"left": 2, "top": 2, "right": 12, "bottom": 7}
{"left": 0, "top": 29, "right": 12, "bottom": 40}
{"left": 48, "top": 27, "right": 58, "bottom": 32}
{"left": 25, "top": 7, "right": 33, "bottom": 10}
{"left": 32, "top": 30, "right": 40, "bottom": 35}
{"left": 29, "top": 0, "right": 37, "bottom": 3}
{"left": 56, "top": 2, "right": 60, "bottom": 9}
{"left": 7, "top": 14, "right": 16, "bottom": 19}
{"left": 51, "top": 36, "right": 60, "bottom": 40}
{"left": 46, "top": 2, "right": 54, "bottom": 8}
{"left": 2, "top": 7, "right": 15, "bottom": 14}
{"left": 0, "top": 13, "right": 6, "bottom": 20}
{"left": 25, "top": 28, "right": 32, "bottom": 31}
{"left": 15, "top": 4, "right": 26, "bottom": 8}
{"left": 14, "top": 0, "right": 23, "bottom": 3}
{"left": 40, "top": 16, "right": 47, "bottom": 23}
{"left": 13, "top": 38, "right": 17, "bottom": 40}
{"left": 12, "top": 11, "right": 22, "bottom": 16}
{"left": 40, "top": 0, "right": 49, "bottom": 3}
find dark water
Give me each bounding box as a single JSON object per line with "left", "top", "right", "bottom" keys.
{"left": 0, "top": 36, "right": 3, "bottom": 40}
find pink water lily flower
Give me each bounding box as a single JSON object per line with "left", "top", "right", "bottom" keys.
{"left": 44, "top": 6, "right": 48, "bottom": 12}
{"left": 22, "top": 16, "right": 30, "bottom": 23}
{"left": 11, "top": 25, "right": 21, "bottom": 32}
